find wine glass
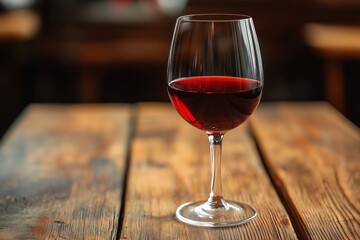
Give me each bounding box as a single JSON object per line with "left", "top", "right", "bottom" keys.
{"left": 167, "top": 14, "right": 263, "bottom": 227}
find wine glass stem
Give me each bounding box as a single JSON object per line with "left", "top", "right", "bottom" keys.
{"left": 207, "top": 134, "right": 227, "bottom": 209}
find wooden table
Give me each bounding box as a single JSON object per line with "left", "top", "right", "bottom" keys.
{"left": 0, "top": 102, "right": 359, "bottom": 239}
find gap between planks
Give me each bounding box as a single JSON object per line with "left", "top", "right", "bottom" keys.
{"left": 249, "top": 122, "right": 309, "bottom": 240}
{"left": 117, "top": 104, "right": 138, "bottom": 239}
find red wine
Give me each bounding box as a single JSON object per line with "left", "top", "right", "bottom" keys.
{"left": 167, "top": 76, "right": 262, "bottom": 133}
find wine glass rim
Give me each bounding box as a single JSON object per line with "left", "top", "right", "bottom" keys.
{"left": 177, "top": 13, "right": 252, "bottom": 22}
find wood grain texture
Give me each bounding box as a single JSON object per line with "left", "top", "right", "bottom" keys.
{"left": 120, "top": 103, "right": 296, "bottom": 240}
{"left": 251, "top": 102, "right": 360, "bottom": 240}
{"left": 0, "top": 104, "right": 132, "bottom": 240}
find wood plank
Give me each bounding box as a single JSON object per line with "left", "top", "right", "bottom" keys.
{"left": 250, "top": 102, "right": 360, "bottom": 240}
{"left": 0, "top": 104, "right": 132, "bottom": 240}
{"left": 120, "top": 103, "right": 296, "bottom": 239}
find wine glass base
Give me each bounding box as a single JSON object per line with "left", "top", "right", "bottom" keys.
{"left": 176, "top": 200, "right": 257, "bottom": 227}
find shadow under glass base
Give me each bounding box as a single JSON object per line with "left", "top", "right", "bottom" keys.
{"left": 176, "top": 199, "right": 257, "bottom": 227}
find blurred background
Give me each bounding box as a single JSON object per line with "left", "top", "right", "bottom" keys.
{"left": 1, "top": 0, "right": 360, "bottom": 138}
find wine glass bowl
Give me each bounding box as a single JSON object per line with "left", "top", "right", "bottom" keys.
{"left": 167, "top": 14, "right": 263, "bottom": 227}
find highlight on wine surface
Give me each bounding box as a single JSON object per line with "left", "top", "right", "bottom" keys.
{"left": 167, "top": 14, "right": 263, "bottom": 227}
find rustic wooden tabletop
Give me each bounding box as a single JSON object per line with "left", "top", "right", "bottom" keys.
{"left": 0, "top": 102, "right": 358, "bottom": 239}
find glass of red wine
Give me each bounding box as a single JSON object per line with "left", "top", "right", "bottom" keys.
{"left": 167, "top": 14, "right": 263, "bottom": 227}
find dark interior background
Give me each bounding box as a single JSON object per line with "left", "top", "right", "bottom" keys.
{"left": 1, "top": 0, "right": 360, "bottom": 139}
